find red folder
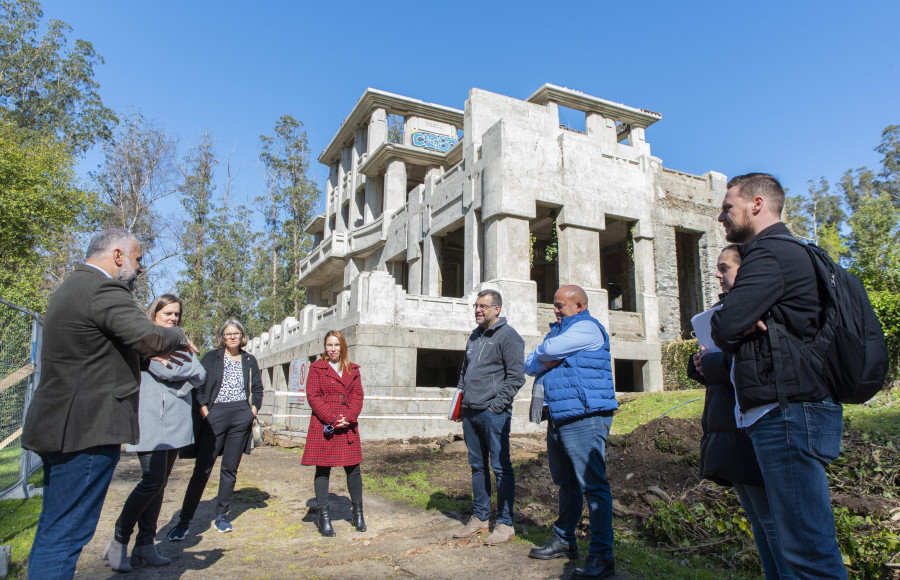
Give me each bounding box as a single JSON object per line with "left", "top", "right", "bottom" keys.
{"left": 448, "top": 389, "right": 463, "bottom": 421}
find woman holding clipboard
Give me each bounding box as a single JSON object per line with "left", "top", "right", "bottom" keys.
{"left": 689, "top": 245, "right": 795, "bottom": 580}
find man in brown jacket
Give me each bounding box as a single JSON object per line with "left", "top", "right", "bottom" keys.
{"left": 22, "top": 228, "right": 192, "bottom": 579}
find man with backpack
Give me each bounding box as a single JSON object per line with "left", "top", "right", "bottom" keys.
{"left": 711, "top": 173, "right": 848, "bottom": 579}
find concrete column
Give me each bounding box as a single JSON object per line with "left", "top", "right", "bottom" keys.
{"left": 325, "top": 164, "right": 338, "bottom": 237}
{"left": 557, "top": 225, "right": 601, "bottom": 289}
{"left": 383, "top": 157, "right": 407, "bottom": 219}
{"left": 407, "top": 254, "right": 422, "bottom": 295}
{"left": 368, "top": 108, "right": 387, "bottom": 155}
{"left": 633, "top": 234, "right": 660, "bottom": 344}
{"left": 307, "top": 286, "right": 323, "bottom": 308}
{"left": 335, "top": 150, "right": 349, "bottom": 234}
{"left": 351, "top": 130, "right": 364, "bottom": 227}
{"left": 422, "top": 236, "right": 440, "bottom": 296}
{"left": 586, "top": 112, "right": 617, "bottom": 148}
{"left": 557, "top": 224, "right": 605, "bottom": 323}
{"left": 365, "top": 176, "right": 383, "bottom": 221}
{"left": 344, "top": 257, "right": 364, "bottom": 289}
{"left": 463, "top": 209, "right": 482, "bottom": 294}
{"left": 630, "top": 126, "right": 650, "bottom": 157}
{"left": 483, "top": 216, "right": 530, "bottom": 281}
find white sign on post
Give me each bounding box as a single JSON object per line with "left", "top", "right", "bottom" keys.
{"left": 287, "top": 359, "right": 309, "bottom": 406}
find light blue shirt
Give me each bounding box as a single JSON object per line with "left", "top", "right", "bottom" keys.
{"left": 524, "top": 318, "right": 606, "bottom": 377}
{"left": 84, "top": 263, "right": 112, "bottom": 278}
{"left": 730, "top": 356, "right": 777, "bottom": 427}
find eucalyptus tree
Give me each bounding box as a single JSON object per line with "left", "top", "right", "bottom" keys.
{"left": 92, "top": 111, "right": 180, "bottom": 301}
{"left": 254, "top": 114, "right": 318, "bottom": 328}
{"left": 0, "top": 0, "right": 116, "bottom": 153}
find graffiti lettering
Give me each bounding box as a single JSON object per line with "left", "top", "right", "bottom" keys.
{"left": 411, "top": 131, "right": 458, "bottom": 153}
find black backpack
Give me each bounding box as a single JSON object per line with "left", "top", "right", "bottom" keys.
{"left": 769, "top": 235, "right": 888, "bottom": 404}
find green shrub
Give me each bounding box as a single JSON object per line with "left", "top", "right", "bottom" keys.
{"left": 869, "top": 290, "right": 900, "bottom": 381}
{"left": 662, "top": 338, "right": 699, "bottom": 391}
{"left": 834, "top": 506, "right": 900, "bottom": 579}
{"left": 644, "top": 498, "right": 760, "bottom": 575}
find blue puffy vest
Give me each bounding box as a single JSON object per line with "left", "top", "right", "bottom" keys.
{"left": 541, "top": 310, "right": 617, "bottom": 424}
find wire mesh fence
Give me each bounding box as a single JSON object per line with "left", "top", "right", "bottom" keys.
{"left": 0, "top": 297, "right": 42, "bottom": 499}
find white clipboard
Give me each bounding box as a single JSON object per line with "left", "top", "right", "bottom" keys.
{"left": 691, "top": 305, "right": 722, "bottom": 353}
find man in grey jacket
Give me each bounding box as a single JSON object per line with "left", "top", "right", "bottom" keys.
{"left": 451, "top": 289, "right": 525, "bottom": 545}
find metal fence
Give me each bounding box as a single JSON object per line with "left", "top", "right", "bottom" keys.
{"left": 0, "top": 297, "right": 42, "bottom": 499}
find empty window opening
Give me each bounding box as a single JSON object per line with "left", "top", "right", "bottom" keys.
{"left": 614, "top": 358, "right": 644, "bottom": 393}
{"left": 280, "top": 363, "right": 290, "bottom": 390}
{"left": 387, "top": 114, "right": 404, "bottom": 144}
{"left": 615, "top": 122, "right": 631, "bottom": 146}
{"left": 675, "top": 230, "right": 703, "bottom": 339}
{"left": 341, "top": 201, "right": 350, "bottom": 230}
{"left": 369, "top": 179, "right": 384, "bottom": 219}
{"left": 406, "top": 164, "right": 426, "bottom": 197}
{"left": 354, "top": 190, "right": 365, "bottom": 228}
{"left": 530, "top": 204, "right": 560, "bottom": 304}
{"left": 600, "top": 218, "right": 637, "bottom": 312}
{"left": 438, "top": 225, "right": 465, "bottom": 298}
{"left": 558, "top": 105, "right": 586, "bottom": 134}
{"left": 416, "top": 348, "right": 464, "bottom": 388}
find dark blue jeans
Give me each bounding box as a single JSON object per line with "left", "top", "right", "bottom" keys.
{"left": 461, "top": 407, "right": 514, "bottom": 526}
{"left": 733, "top": 482, "right": 797, "bottom": 580}
{"left": 547, "top": 413, "right": 614, "bottom": 559}
{"left": 746, "top": 400, "right": 847, "bottom": 580}
{"left": 28, "top": 445, "right": 120, "bottom": 580}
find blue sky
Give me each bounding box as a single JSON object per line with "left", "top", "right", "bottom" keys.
{"left": 41, "top": 1, "right": 900, "bottom": 218}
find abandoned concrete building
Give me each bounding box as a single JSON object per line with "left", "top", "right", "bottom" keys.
{"left": 248, "top": 84, "right": 728, "bottom": 439}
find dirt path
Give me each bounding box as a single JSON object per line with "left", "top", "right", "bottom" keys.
{"left": 74, "top": 447, "right": 626, "bottom": 579}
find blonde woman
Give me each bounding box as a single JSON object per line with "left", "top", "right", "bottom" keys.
{"left": 103, "top": 295, "right": 205, "bottom": 571}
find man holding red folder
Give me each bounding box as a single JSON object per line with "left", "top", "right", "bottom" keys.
{"left": 451, "top": 289, "right": 525, "bottom": 546}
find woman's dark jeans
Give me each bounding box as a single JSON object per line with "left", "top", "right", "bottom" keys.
{"left": 114, "top": 448, "right": 179, "bottom": 545}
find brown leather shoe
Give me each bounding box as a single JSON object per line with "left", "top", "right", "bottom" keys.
{"left": 484, "top": 523, "right": 515, "bottom": 545}
{"left": 452, "top": 517, "right": 489, "bottom": 538}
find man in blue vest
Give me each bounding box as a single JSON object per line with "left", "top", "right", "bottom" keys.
{"left": 524, "top": 285, "right": 617, "bottom": 580}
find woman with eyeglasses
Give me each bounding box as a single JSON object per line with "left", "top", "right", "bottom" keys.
{"left": 301, "top": 330, "right": 366, "bottom": 537}
{"left": 167, "top": 319, "right": 263, "bottom": 540}
{"left": 102, "top": 295, "right": 205, "bottom": 572}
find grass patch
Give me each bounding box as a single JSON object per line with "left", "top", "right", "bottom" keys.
{"left": 0, "top": 497, "right": 42, "bottom": 578}
{"left": 362, "top": 470, "right": 470, "bottom": 514}
{"left": 614, "top": 531, "right": 763, "bottom": 580}
{"left": 613, "top": 389, "right": 705, "bottom": 434}
{"left": 842, "top": 387, "right": 900, "bottom": 444}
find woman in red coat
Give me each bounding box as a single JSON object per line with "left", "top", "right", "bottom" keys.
{"left": 301, "top": 330, "right": 366, "bottom": 536}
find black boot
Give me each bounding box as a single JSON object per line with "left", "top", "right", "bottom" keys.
{"left": 351, "top": 501, "right": 367, "bottom": 532}
{"left": 317, "top": 505, "right": 335, "bottom": 537}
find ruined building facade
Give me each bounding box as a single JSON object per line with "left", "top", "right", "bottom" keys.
{"left": 249, "top": 85, "right": 727, "bottom": 439}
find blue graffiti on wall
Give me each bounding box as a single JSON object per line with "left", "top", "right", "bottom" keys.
{"left": 411, "top": 131, "right": 458, "bottom": 153}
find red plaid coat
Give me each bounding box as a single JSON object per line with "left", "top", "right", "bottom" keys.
{"left": 300, "top": 359, "right": 364, "bottom": 466}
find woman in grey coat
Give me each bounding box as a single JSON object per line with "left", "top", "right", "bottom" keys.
{"left": 102, "top": 294, "right": 205, "bottom": 572}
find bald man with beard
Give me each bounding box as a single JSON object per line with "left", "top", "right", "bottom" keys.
{"left": 524, "top": 285, "right": 617, "bottom": 579}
